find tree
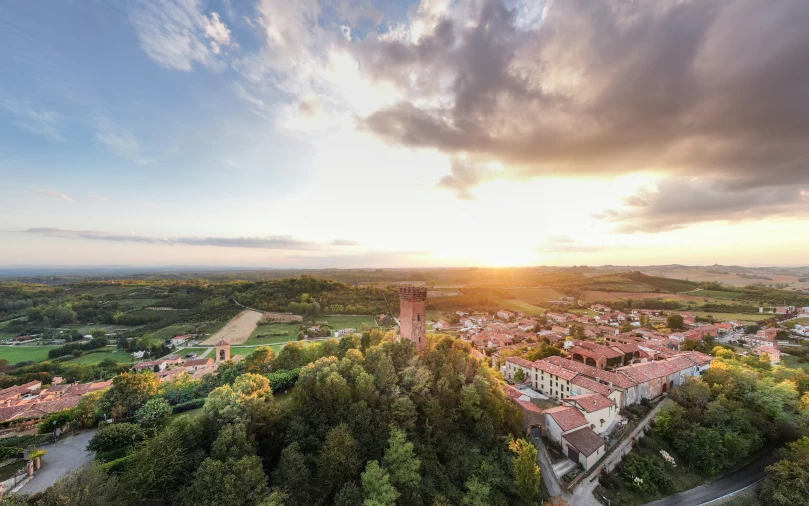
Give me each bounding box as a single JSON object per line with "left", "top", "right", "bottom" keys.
{"left": 211, "top": 424, "right": 255, "bottom": 461}
{"left": 382, "top": 428, "right": 421, "bottom": 495}
{"left": 513, "top": 368, "right": 527, "bottom": 384}
{"left": 159, "top": 372, "right": 199, "bottom": 404}
{"left": 666, "top": 314, "right": 685, "bottom": 330}
{"left": 86, "top": 422, "right": 145, "bottom": 462}
{"left": 243, "top": 346, "right": 275, "bottom": 374}
{"left": 99, "top": 371, "right": 159, "bottom": 419}
{"left": 182, "top": 455, "right": 269, "bottom": 506}
{"left": 509, "top": 438, "right": 541, "bottom": 503}
{"left": 462, "top": 477, "right": 491, "bottom": 506}
{"left": 36, "top": 465, "right": 119, "bottom": 506}
{"left": 136, "top": 397, "right": 172, "bottom": 430}
{"left": 362, "top": 461, "right": 399, "bottom": 506}
{"left": 318, "top": 424, "right": 363, "bottom": 495}
{"left": 761, "top": 437, "right": 809, "bottom": 506}
{"left": 272, "top": 442, "right": 312, "bottom": 505}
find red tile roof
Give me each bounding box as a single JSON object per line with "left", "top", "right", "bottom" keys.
{"left": 564, "top": 393, "right": 615, "bottom": 413}
{"left": 571, "top": 375, "right": 616, "bottom": 397}
{"left": 506, "top": 356, "right": 534, "bottom": 369}
{"left": 544, "top": 356, "right": 636, "bottom": 389}
{"left": 533, "top": 359, "right": 578, "bottom": 381}
{"left": 563, "top": 426, "right": 605, "bottom": 457}
{"left": 544, "top": 406, "right": 588, "bottom": 432}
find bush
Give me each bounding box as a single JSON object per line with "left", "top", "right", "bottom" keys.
{"left": 38, "top": 408, "right": 79, "bottom": 434}
{"left": 0, "top": 446, "right": 23, "bottom": 459}
{"left": 86, "top": 423, "right": 146, "bottom": 462}
{"left": 100, "top": 454, "right": 136, "bottom": 475}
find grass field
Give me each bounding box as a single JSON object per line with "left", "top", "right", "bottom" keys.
{"left": 686, "top": 289, "right": 743, "bottom": 299}
{"left": 63, "top": 349, "right": 135, "bottom": 365}
{"left": 496, "top": 299, "right": 547, "bottom": 316}
{"left": 502, "top": 287, "right": 564, "bottom": 304}
{"left": 117, "top": 298, "right": 161, "bottom": 310}
{"left": 177, "top": 347, "right": 210, "bottom": 357}
{"left": 247, "top": 333, "right": 295, "bottom": 346}
{"left": 693, "top": 311, "right": 762, "bottom": 322}
{"left": 0, "top": 345, "right": 58, "bottom": 364}
{"left": 249, "top": 322, "right": 298, "bottom": 340}
{"left": 781, "top": 354, "right": 809, "bottom": 372}
{"left": 152, "top": 322, "right": 227, "bottom": 340}
{"left": 233, "top": 344, "right": 286, "bottom": 357}
{"left": 321, "top": 315, "right": 377, "bottom": 331}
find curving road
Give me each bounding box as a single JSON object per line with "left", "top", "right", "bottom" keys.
{"left": 644, "top": 449, "right": 779, "bottom": 506}
{"left": 18, "top": 430, "right": 96, "bottom": 495}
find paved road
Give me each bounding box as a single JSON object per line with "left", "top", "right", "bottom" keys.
{"left": 19, "top": 430, "right": 96, "bottom": 495}
{"left": 644, "top": 450, "right": 779, "bottom": 506}
{"left": 532, "top": 436, "right": 564, "bottom": 497}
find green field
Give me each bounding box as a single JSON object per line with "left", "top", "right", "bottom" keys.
{"left": 63, "top": 349, "right": 135, "bottom": 365}
{"left": 0, "top": 346, "right": 58, "bottom": 364}
{"left": 233, "top": 344, "right": 285, "bottom": 357}
{"left": 495, "top": 298, "right": 547, "bottom": 316}
{"left": 781, "top": 354, "right": 809, "bottom": 372}
{"left": 686, "top": 289, "right": 743, "bottom": 300}
{"left": 693, "top": 311, "right": 762, "bottom": 322}
{"left": 151, "top": 322, "right": 226, "bottom": 340}
{"left": 177, "top": 347, "right": 210, "bottom": 358}
{"left": 249, "top": 322, "right": 298, "bottom": 340}
{"left": 321, "top": 315, "right": 377, "bottom": 331}
{"left": 117, "top": 298, "right": 161, "bottom": 310}
{"left": 785, "top": 318, "right": 809, "bottom": 329}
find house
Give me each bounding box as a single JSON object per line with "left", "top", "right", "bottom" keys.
{"left": 434, "top": 319, "right": 452, "bottom": 330}
{"left": 532, "top": 360, "right": 578, "bottom": 400}
{"left": 740, "top": 334, "right": 778, "bottom": 348}
{"left": 563, "top": 393, "right": 617, "bottom": 435}
{"left": 12, "top": 335, "right": 33, "bottom": 342}
{"left": 497, "top": 310, "right": 516, "bottom": 320}
{"left": 752, "top": 345, "right": 781, "bottom": 364}
{"left": 132, "top": 360, "right": 167, "bottom": 372}
{"left": 504, "top": 356, "right": 534, "bottom": 382}
{"left": 335, "top": 328, "right": 357, "bottom": 338}
{"left": 183, "top": 357, "right": 214, "bottom": 371}
{"left": 757, "top": 328, "right": 779, "bottom": 340}
{"left": 591, "top": 304, "right": 612, "bottom": 313}
{"left": 569, "top": 341, "right": 624, "bottom": 369}
{"left": 170, "top": 334, "right": 193, "bottom": 346}
{"left": 551, "top": 326, "right": 569, "bottom": 336}
{"left": 543, "top": 406, "right": 606, "bottom": 471}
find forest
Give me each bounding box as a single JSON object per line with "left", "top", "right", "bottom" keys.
{"left": 3, "top": 330, "right": 544, "bottom": 506}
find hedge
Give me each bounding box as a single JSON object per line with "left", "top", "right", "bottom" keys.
{"left": 0, "top": 446, "right": 23, "bottom": 460}
{"left": 171, "top": 398, "right": 205, "bottom": 414}
{"left": 99, "top": 454, "right": 135, "bottom": 475}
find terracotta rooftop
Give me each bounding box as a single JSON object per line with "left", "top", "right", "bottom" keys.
{"left": 563, "top": 426, "right": 605, "bottom": 457}
{"left": 544, "top": 356, "right": 637, "bottom": 389}
{"left": 570, "top": 375, "right": 616, "bottom": 397}
{"left": 544, "top": 406, "right": 589, "bottom": 433}
{"left": 575, "top": 341, "right": 623, "bottom": 359}
{"left": 506, "top": 356, "right": 534, "bottom": 369}
{"left": 564, "top": 393, "right": 615, "bottom": 413}
{"left": 533, "top": 359, "right": 578, "bottom": 381}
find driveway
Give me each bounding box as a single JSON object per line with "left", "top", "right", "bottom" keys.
{"left": 644, "top": 450, "right": 779, "bottom": 506}
{"left": 19, "top": 429, "right": 97, "bottom": 495}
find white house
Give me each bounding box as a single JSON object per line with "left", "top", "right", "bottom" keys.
{"left": 562, "top": 393, "right": 617, "bottom": 435}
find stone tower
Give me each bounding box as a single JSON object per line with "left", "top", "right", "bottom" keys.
{"left": 399, "top": 286, "right": 428, "bottom": 350}
{"left": 214, "top": 339, "right": 231, "bottom": 362}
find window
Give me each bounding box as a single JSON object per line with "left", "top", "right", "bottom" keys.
{"left": 417, "top": 314, "right": 421, "bottom": 322}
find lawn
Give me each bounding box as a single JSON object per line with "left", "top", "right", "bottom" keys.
{"left": 152, "top": 322, "right": 227, "bottom": 341}
{"left": 0, "top": 345, "right": 58, "bottom": 364}
{"left": 321, "top": 315, "right": 377, "bottom": 331}
{"left": 63, "top": 349, "right": 135, "bottom": 365}
{"left": 233, "top": 344, "right": 286, "bottom": 357}
{"left": 249, "top": 322, "right": 299, "bottom": 341}
{"left": 686, "top": 289, "right": 743, "bottom": 299}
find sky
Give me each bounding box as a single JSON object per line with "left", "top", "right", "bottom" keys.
{"left": 1, "top": 0, "right": 808, "bottom": 269}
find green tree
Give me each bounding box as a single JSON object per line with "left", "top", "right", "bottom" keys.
{"left": 509, "top": 438, "right": 541, "bottom": 503}
{"left": 362, "top": 461, "right": 399, "bottom": 506}
{"left": 666, "top": 314, "right": 685, "bottom": 330}
{"left": 462, "top": 477, "right": 491, "bottom": 506}
{"left": 761, "top": 437, "right": 809, "bottom": 506}
{"left": 99, "top": 371, "right": 159, "bottom": 419}
{"left": 272, "top": 442, "right": 312, "bottom": 505}
{"left": 36, "top": 465, "right": 119, "bottom": 506}
{"left": 243, "top": 346, "right": 275, "bottom": 374}
{"left": 318, "top": 424, "right": 363, "bottom": 495}
{"left": 86, "top": 422, "right": 145, "bottom": 462}
{"left": 211, "top": 424, "right": 255, "bottom": 461}
{"left": 513, "top": 368, "right": 527, "bottom": 384}
{"left": 135, "top": 397, "right": 172, "bottom": 430}
{"left": 182, "top": 455, "right": 269, "bottom": 506}
{"left": 382, "top": 428, "right": 421, "bottom": 495}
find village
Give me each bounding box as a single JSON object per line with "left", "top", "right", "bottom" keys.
{"left": 426, "top": 301, "right": 809, "bottom": 479}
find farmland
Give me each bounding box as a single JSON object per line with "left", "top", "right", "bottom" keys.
{"left": 0, "top": 345, "right": 58, "bottom": 365}
{"left": 62, "top": 349, "right": 135, "bottom": 365}
{"left": 321, "top": 314, "right": 377, "bottom": 331}
{"left": 502, "top": 287, "right": 564, "bottom": 304}
{"left": 692, "top": 311, "right": 763, "bottom": 322}
{"left": 201, "top": 310, "right": 263, "bottom": 345}
{"left": 685, "top": 289, "right": 743, "bottom": 300}
{"left": 495, "top": 298, "right": 547, "bottom": 316}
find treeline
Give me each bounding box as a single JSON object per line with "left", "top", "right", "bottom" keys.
{"left": 5, "top": 331, "right": 545, "bottom": 506}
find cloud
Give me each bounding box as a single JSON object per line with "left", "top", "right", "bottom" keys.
{"left": 330, "top": 238, "right": 361, "bottom": 246}
{"left": 437, "top": 158, "right": 500, "bottom": 200}
{"left": 537, "top": 235, "right": 600, "bottom": 253}
{"left": 25, "top": 189, "right": 74, "bottom": 203}
{"left": 130, "top": 0, "right": 236, "bottom": 71}
{"left": 94, "top": 117, "right": 147, "bottom": 162}
{"left": 353, "top": 0, "right": 809, "bottom": 208}
{"left": 0, "top": 100, "right": 65, "bottom": 142}
{"left": 595, "top": 178, "right": 809, "bottom": 233}
{"left": 87, "top": 195, "right": 113, "bottom": 203}
{"left": 22, "top": 227, "right": 360, "bottom": 251}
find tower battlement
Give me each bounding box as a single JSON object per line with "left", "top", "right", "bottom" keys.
{"left": 398, "top": 286, "right": 427, "bottom": 350}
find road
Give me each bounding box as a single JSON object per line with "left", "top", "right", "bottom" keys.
{"left": 18, "top": 429, "right": 96, "bottom": 495}
{"left": 644, "top": 450, "right": 779, "bottom": 506}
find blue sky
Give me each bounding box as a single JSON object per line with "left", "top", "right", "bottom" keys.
{"left": 2, "top": 0, "right": 808, "bottom": 268}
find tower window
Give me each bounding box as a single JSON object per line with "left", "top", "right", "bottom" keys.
{"left": 417, "top": 314, "right": 421, "bottom": 322}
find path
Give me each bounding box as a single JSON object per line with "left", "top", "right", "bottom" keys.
{"left": 18, "top": 429, "right": 96, "bottom": 495}
{"left": 644, "top": 450, "right": 779, "bottom": 506}
{"left": 570, "top": 399, "right": 672, "bottom": 506}
{"left": 531, "top": 435, "right": 564, "bottom": 498}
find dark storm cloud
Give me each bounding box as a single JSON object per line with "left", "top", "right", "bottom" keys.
{"left": 595, "top": 180, "right": 809, "bottom": 233}
{"left": 353, "top": 0, "right": 809, "bottom": 227}
{"left": 22, "top": 228, "right": 358, "bottom": 250}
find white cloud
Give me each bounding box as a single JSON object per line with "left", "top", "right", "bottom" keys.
{"left": 26, "top": 189, "right": 74, "bottom": 203}
{"left": 0, "top": 99, "right": 65, "bottom": 142}
{"left": 130, "top": 0, "right": 235, "bottom": 71}
{"left": 93, "top": 117, "right": 151, "bottom": 163}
